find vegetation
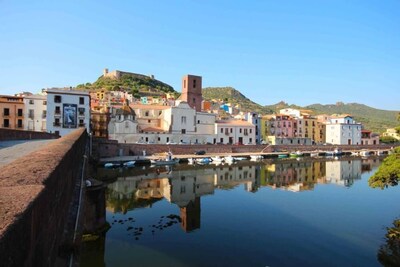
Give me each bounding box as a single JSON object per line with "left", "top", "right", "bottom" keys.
{"left": 368, "top": 147, "right": 400, "bottom": 189}
{"left": 378, "top": 218, "right": 400, "bottom": 266}
{"left": 380, "top": 136, "right": 398, "bottom": 144}
{"left": 76, "top": 73, "right": 176, "bottom": 98}
{"left": 202, "top": 87, "right": 274, "bottom": 114}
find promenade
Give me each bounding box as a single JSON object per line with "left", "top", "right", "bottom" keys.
{"left": 0, "top": 140, "right": 55, "bottom": 168}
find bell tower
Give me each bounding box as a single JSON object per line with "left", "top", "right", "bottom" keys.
{"left": 181, "top": 74, "right": 202, "bottom": 112}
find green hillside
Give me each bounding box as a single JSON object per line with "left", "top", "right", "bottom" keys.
{"left": 202, "top": 87, "right": 273, "bottom": 114}
{"left": 76, "top": 73, "right": 177, "bottom": 98}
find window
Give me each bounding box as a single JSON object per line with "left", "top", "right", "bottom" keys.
{"left": 197, "top": 120, "right": 200, "bottom": 124}
{"left": 193, "top": 79, "right": 196, "bottom": 88}
{"left": 42, "top": 110, "right": 47, "bottom": 118}
{"left": 193, "top": 98, "right": 196, "bottom": 103}
{"left": 230, "top": 128, "right": 233, "bottom": 133}
{"left": 54, "top": 118, "right": 60, "bottom": 127}
{"left": 159, "top": 111, "right": 162, "bottom": 115}
{"left": 79, "top": 119, "right": 85, "bottom": 127}
{"left": 29, "top": 99, "right": 34, "bottom": 104}
{"left": 145, "top": 111, "right": 149, "bottom": 116}
{"left": 181, "top": 129, "right": 186, "bottom": 134}
{"left": 43, "top": 101, "right": 47, "bottom": 105}
{"left": 78, "top": 108, "right": 85, "bottom": 115}
{"left": 17, "top": 119, "right": 22, "bottom": 128}
{"left": 54, "top": 95, "right": 61, "bottom": 103}
{"left": 3, "top": 119, "right": 9, "bottom": 127}
{"left": 250, "top": 129, "right": 252, "bottom": 133}
{"left": 125, "top": 121, "right": 129, "bottom": 128}
{"left": 3, "top": 108, "right": 10, "bottom": 116}
{"left": 79, "top": 97, "right": 84, "bottom": 105}
{"left": 220, "top": 128, "right": 223, "bottom": 133}
{"left": 17, "top": 109, "right": 23, "bottom": 116}
{"left": 249, "top": 138, "right": 253, "bottom": 143}
{"left": 166, "top": 137, "right": 169, "bottom": 142}
{"left": 29, "top": 109, "right": 34, "bottom": 119}
{"left": 181, "top": 116, "right": 186, "bottom": 124}
{"left": 148, "top": 120, "right": 151, "bottom": 123}
{"left": 55, "top": 106, "right": 61, "bottom": 114}
{"left": 220, "top": 138, "right": 223, "bottom": 143}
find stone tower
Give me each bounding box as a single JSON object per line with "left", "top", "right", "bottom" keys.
{"left": 181, "top": 74, "right": 202, "bottom": 112}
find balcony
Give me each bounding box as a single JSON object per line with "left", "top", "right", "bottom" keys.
{"left": 53, "top": 122, "right": 61, "bottom": 127}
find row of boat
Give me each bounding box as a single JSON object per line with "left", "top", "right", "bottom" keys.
{"left": 104, "top": 149, "right": 386, "bottom": 168}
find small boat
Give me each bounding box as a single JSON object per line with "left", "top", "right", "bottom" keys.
{"left": 211, "top": 156, "right": 225, "bottom": 163}
{"left": 196, "top": 157, "right": 212, "bottom": 164}
{"left": 360, "top": 150, "right": 370, "bottom": 157}
{"left": 104, "top": 162, "right": 119, "bottom": 168}
{"left": 326, "top": 148, "right": 342, "bottom": 157}
{"left": 122, "top": 161, "right": 136, "bottom": 168}
{"left": 188, "top": 158, "right": 196, "bottom": 164}
{"left": 376, "top": 150, "right": 385, "bottom": 156}
{"left": 234, "top": 157, "right": 247, "bottom": 161}
{"left": 351, "top": 151, "right": 359, "bottom": 156}
{"left": 225, "top": 156, "right": 236, "bottom": 163}
{"left": 150, "top": 151, "right": 180, "bottom": 166}
{"left": 290, "top": 151, "right": 303, "bottom": 158}
{"left": 250, "top": 155, "right": 263, "bottom": 160}
{"left": 278, "top": 154, "right": 288, "bottom": 159}
{"left": 310, "top": 152, "right": 319, "bottom": 157}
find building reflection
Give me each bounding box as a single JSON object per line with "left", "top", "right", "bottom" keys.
{"left": 104, "top": 158, "right": 365, "bottom": 233}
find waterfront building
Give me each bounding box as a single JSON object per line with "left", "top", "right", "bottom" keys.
{"left": 46, "top": 88, "right": 91, "bottom": 136}
{"left": 0, "top": 95, "right": 24, "bottom": 130}
{"left": 244, "top": 112, "right": 261, "bottom": 144}
{"left": 324, "top": 115, "right": 362, "bottom": 145}
{"left": 267, "top": 136, "right": 312, "bottom": 145}
{"left": 23, "top": 94, "right": 47, "bottom": 132}
{"left": 361, "top": 130, "right": 380, "bottom": 145}
{"left": 215, "top": 120, "right": 256, "bottom": 144}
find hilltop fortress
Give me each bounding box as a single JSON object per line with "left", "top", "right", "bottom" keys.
{"left": 102, "top": 68, "right": 172, "bottom": 88}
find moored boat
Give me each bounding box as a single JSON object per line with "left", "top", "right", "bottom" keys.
{"left": 290, "top": 151, "right": 303, "bottom": 158}
{"left": 150, "top": 151, "right": 180, "bottom": 165}
{"left": 278, "top": 154, "right": 288, "bottom": 158}
{"left": 250, "top": 155, "right": 263, "bottom": 160}
{"left": 211, "top": 156, "right": 225, "bottom": 163}
{"left": 122, "top": 161, "right": 136, "bottom": 168}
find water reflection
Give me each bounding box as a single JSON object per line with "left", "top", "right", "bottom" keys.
{"left": 80, "top": 156, "right": 393, "bottom": 267}
{"left": 103, "top": 157, "right": 370, "bottom": 224}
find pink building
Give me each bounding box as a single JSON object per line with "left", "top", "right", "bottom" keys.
{"left": 268, "top": 114, "right": 295, "bottom": 138}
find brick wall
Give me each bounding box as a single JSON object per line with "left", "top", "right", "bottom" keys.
{"left": 0, "top": 128, "right": 87, "bottom": 267}
{"left": 0, "top": 128, "right": 59, "bottom": 141}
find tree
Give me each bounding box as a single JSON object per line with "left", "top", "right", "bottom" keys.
{"left": 369, "top": 147, "right": 400, "bottom": 189}
{"left": 378, "top": 219, "right": 400, "bottom": 266}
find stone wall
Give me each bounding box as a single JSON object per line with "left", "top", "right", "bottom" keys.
{"left": 0, "top": 128, "right": 59, "bottom": 141}
{"left": 0, "top": 128, "right": 87, "bottom": 267}
{"left": 94, "top": 138, "right": 396, "bottom": 158}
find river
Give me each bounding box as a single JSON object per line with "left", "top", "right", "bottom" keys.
{"left": 80, "top": 156, "right": 400, "bottom": 267}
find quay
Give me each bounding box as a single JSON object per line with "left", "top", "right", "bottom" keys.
{"left": 98, "top": 146, "right": 395, "bottom": 166}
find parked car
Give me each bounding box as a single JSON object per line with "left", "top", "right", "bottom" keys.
{"left": 194, "top": 150, "right": 206, "bottom": 155}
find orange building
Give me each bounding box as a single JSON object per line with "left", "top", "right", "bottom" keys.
{"left": 0, "top": 95, "right": 25, "bottom": 129}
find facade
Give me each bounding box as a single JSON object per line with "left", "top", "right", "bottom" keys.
{"left": 382, "top": 128, "right": 400, "bottom": 140}
{"left": 0, "top": 95, "right": 24, "bottom": 130}
{"left": 361, "top": 130, "right": 379, "bottom": 145}
{"left": 46, "top": 89, "right": 91, "bottom": 136}
{"left": 325, "top": 160, "right": 362, "bottom": 187}
{"left": 267, "top": 136, "right": 312, "bottom": 145}
{"left": 325, "top": 115, "right": 361, "bottom": 145}
{"left": 215, "top": 120, "right": 256, "bottom": 145}
{"left": 181, "top": 75, "right": 202, "bottom": 112}
{"left": 244, "top": 112, "right": 261, "bottom": 144}
{"left": 23, "top": 94, "right": 47, "bottom": 132}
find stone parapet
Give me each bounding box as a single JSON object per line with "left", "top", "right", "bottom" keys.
{"left": 0, "top": 128, "right": 87, "bottom": 267}
{"left": 0, "top": 128, "right": 59, "bottom": 141}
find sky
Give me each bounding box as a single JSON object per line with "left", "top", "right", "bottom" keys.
{"left": 0, "top": 0, "right": 399, "bottom": 110}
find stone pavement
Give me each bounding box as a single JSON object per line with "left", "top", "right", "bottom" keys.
{"left": 0, "top": 139, "right": 55, "bottom": 168}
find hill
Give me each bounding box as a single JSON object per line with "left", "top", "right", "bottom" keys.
{"left": 76, "top": 73, "right": 178, "bottom": 98}
{"left": 202, "top": 87, "right": 274, "bottom": 114}
{"left": 266, "top": 101, "right": 399, "bottom": 133}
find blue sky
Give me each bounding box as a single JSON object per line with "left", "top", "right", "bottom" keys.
{"left": 1, "top": 0, "right": 399, "bottom": 110}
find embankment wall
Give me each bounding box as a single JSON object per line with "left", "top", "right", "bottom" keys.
{"left": 0, "top": 128, "right": 87, "bottom": 267}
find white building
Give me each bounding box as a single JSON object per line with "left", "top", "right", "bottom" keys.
{"left": 23, "top": 94, "right": 47, "bottom": 132}
{"left": 46, "top": 89, "right": 91, "bottom": 136}
{"left": 108, "top": 101, "right": 138, "bottom": 141}
{"left": 109, "top": 101, "right": 217, "bottom": 144}
{"left": 215, "top": 120, "right": 256, "bottom": 144}
{"left": 325, "top": 115, "right": 362, "bottom": 145}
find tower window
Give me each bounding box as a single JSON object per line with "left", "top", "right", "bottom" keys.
{"left": 193, "top": 79, "right": 196, "bottom": 88}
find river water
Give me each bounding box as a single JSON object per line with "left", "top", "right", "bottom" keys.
{"left": 80, "top": 156, "right": 400, "bottom": 267}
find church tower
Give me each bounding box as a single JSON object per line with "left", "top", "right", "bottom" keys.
{"left": 181, "top": 74, "right": 202, "bottom": 112}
